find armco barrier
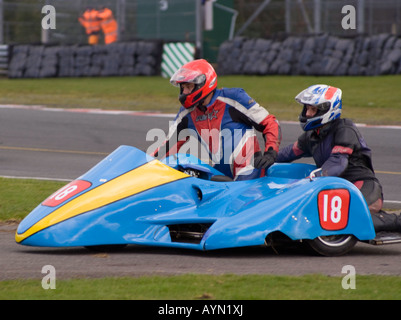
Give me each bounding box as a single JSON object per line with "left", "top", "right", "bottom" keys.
{"left": 217, "top": 34, "right": 401, "bottom": 76}
{"left": 8, "top": 41, "right": 163, "bottom": 78}
{"left": 9, "top": 35, "right": 401, "bottom": 78}
{"left": 0, "top": 45, "right": 9, "bottom": 76}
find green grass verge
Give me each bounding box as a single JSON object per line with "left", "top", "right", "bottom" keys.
{"left": 0, "top": 177, "right": 65, "bottom": 221}
{"left": 0, "top": 75, "right": 400, "bottom": 124}
{"left": 1, "top": 274, "right": 401, "bottom": 300}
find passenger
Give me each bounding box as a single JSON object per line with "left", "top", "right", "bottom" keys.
{"left": 151, "top": 59, "right": 281, "bottom": 181}
{"left": 276, "top": 84, "right": 401, "bottom": 232}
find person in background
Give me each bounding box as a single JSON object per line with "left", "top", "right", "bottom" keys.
{"left": 151, "top": 59, "right": 281, "bottom": 181}
{"left": 78, "top": 7, "right": 101, "bottom": 45}
{"left": 97, "top": 7, "right": 118, "bottom": 45}
{"left": 276, "top": 84, "right": 401, "bottom": 233}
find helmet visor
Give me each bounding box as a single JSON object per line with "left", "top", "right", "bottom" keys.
{"left": 170, "top": 68, "right": 206, "bottom": 87}
{"left": 315, "top": 101, "right": 331, "bottom": 112}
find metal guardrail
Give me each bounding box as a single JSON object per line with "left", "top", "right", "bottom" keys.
{"left": 0, "top": 44, "right": 8, "bottom": 76}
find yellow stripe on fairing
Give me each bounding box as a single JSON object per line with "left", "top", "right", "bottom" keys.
{"left": 15, "top": 160, "right": 189, "bottom": 243}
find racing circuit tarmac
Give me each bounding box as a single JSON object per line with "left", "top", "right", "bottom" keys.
{"left": 0, "top": 105, "right": 400, "bottom": 279}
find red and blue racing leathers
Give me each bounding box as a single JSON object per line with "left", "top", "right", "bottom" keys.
{"left": 154, "top": 88, "right": 281, "bottom": 180}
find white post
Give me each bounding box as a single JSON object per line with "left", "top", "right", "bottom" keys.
{"left": 285, "top": 0, "right": 291, "bottom": 33}
{"left": 357, "top": 0, "right": 365, "bottom": 34}
{"left": 196, "top": 0, "right": 203, "bottom": 57}
{"left": 0, "top": 0, "right": 3, "bottom": 44}
{"left": 314, "top": 0, "right": 321, "bottom": 34}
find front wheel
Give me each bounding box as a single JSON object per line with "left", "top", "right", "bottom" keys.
{"left": 307, "top": 235, "right": 357, "bottom": 256}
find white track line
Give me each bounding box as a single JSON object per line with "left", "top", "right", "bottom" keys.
{"left": 0, "top": 104, "right": 176, "bottom": 118}
{"left": 1, "top": 104, "right": 401, "bottom": 129}
{"left": 0, "top": 175, "right": 72, "bottom": 182}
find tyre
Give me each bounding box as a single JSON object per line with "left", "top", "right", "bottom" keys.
{"left": 307, "top": 235, "right": 357, "bottom": 256}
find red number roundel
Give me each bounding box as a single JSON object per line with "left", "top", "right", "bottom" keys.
{"left": 318, "top": 189, "right": 350, "bottom": 230}
{"left": 42, "top": 180, "right": 92, "bottom": 207}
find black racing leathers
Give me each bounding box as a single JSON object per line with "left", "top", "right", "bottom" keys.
{"left": 277, "top": 118, "right": 401, "bottom": 233}
{"left": 277, "top": 118, "right": 383, "bottom": 211}
{"left": 277, "top": 118, "right": 377, "bottom": 182}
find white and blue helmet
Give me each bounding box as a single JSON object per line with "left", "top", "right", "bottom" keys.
{"left": 296, "top": 84, "right": 342, "bottom": 131}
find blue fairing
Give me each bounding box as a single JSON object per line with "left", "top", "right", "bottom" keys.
{"left": 17, "top": 146, "right": 151, "bottom": 235}
{"left": 16, "top": 146, "right": 375, "bottom": 250}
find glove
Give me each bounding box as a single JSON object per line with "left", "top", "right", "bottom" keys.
{"left": 253, "top": 148, "right": 277, "bottom": 169}
{"left": 309, "top": 168, "right": 323, "bottom": 180}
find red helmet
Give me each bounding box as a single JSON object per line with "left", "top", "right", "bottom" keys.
{"left": 170, "top": 59, "right": 217, "bottom": 109}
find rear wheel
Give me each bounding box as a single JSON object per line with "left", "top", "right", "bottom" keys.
{"left": 307, "top": 235, "right": 357, "bottom": 256}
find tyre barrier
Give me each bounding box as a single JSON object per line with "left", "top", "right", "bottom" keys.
{"left": 8, "top": 41, "right": 163, "bottom": 78}
{"left": 217, "top": 34, "right": 401, "bottom": 76}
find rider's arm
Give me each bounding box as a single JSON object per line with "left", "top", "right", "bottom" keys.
{"left": 276, "top": 141, "right": 305, "bottom": 162}
{"left": 150, "top": 107, "right": 190, "bottom": 158}
{"left": 221, "top": 88, "right": 281, "bottom": 153}
{"left": 320, "top": 152, "right": 350, "bottom": 176}
{"left": 320, "top": 126, "right": 357, "bottom": 177}
{"left": 258, "top": 114, "right": 281, "bottom": 153}
{"left": 276, "top": 131, "right": 311, "bottom": 162}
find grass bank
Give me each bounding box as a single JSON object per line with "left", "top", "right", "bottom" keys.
{"left": 0, "top": 76, "right": 400, "bottom": 124}
{"left": 1, "top": 274, "right": 401, "bottom": 300}
{"left": 0, "top": 177, "right": 65, "bottom": 221}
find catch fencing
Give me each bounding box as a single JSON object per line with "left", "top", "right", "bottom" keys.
{"left": 3, "top": 1, "right": 401, "bottom": 77}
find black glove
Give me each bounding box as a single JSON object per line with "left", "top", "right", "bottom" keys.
{"left": 253, "top": 148, "right": 277, "bottom": 169}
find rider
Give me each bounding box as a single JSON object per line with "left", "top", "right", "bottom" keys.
{"left": 151, "top": 59, "right": 281, "bottom": 180}
{"left": 276, "top": 84, "right": 401, "bottom": 233}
